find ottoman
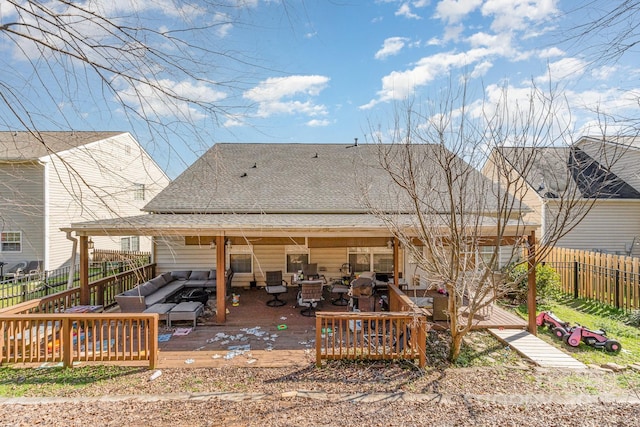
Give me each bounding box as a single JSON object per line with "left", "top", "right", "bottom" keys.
{"left": 168, "top": 301, "right": 204, "bottom": 329}
{"left": 143, "top": 303, "right": 176, "bottom": 326}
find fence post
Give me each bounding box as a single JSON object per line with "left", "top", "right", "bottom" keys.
{"left": 573, "top": 261, "right": 579, "bottom": 299}
{"left": 615, "top": 270, "right": 620, "bottom": 309}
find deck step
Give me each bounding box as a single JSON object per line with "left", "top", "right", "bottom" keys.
{"left": 489, "top": 328, "right": 587, "bottom": 369}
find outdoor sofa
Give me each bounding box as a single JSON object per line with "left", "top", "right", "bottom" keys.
{"left": 115, "top": 270, "right": 217, "bottom": 312}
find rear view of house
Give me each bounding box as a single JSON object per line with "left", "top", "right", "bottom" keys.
{"left": 0, "top": 131, "right": 169, "bottom": 272}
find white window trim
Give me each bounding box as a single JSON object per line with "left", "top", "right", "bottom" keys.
{"left": 1, "top": 231, "right": 22, "bottom": 253}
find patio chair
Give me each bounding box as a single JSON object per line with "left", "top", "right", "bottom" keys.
{"left": 2, "top": 261, "right": 28, "bottom": 279}
{"left": 225, "top": 269, "right": 234, "bottom": 296}
{"left": 330, "top": 279, "right": 349, "bottom": 306}
{"left": 302, "top": 263, "right": 326, "bottom": 283}
{"left": 264, "top": 270, "right": 288, "bottom": 307}
{"left": 297, "top": 281, "right": 323, "bottom": 316}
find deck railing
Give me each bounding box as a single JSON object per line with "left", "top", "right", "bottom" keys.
{"left": 0, "top": 313, "right": 158, "bottom": 368}
{"left": 316, "top": 285, "right": 428, "bottom": 367}
{"left": 0, "top": 264, "right": 158, "bottom": 368}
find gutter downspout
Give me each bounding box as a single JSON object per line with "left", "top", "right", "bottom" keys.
{"left": 65, "top": 231, "right": 78, "bottom": 290}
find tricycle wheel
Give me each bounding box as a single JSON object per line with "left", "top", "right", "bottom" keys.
{"left": 552, "top": 327, "right": 567, "bottom": 340}
{"left": 604, "top": 340, "right": 622, "bottom": 353}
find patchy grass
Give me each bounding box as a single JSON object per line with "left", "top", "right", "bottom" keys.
{"left": 0, "top": 365, "right": 144, "bottom": 397}
{"left": 514, "top": 296, "right": 640, "bottom": 366}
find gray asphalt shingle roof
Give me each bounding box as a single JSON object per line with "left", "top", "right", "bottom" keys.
{"left": 0, "top": 131, "right": 125, "bottom": 160}
{"left": 496, "top": 137, "right": 640, "bottom": 199}
{"left": 144, "top": 142, "right": 511, "bottom": 214}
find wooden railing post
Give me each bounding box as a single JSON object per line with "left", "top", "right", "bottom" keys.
{"left": 149, "top": 314, "right": 159, "bottom": 369}
{"left": 315, "top": 316, "right": 322, "bottom": 367}
{"left": 62, "top": 317, "right": 73, "bottom": 368}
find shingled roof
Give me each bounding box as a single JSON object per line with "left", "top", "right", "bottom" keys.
{"left": 496, "top": 137, "right": 640, "bottom": 199}
{"left": 143, "top": 143, "right": 511, "bottom": 215}
{"left": 0, "top": 131, "right": 124, "bottom": 160}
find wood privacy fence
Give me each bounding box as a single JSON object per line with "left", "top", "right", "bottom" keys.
{"left": 316, "top": 286, "right": 428, "bottom": 367}
{"left": 543, "top": 247, "right": 640, "bottom": 311}
{"left": 0, "top": 264, "right": 158, "bottom": 367}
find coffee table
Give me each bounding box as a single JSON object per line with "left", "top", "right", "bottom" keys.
{"left": 168, "top": 301, "right": 204, "bottom": 329}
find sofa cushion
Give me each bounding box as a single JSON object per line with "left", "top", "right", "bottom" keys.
{"left": 184, "top": 279, "right": 216, "bottom": 288}
{"left": 171, "top": 270, "right": 191, "bottom": 280}
{"left": 149, "top": 275, "right": 167, "bottom": 288}
{"left": 208, "top": 269, "right": 217, "bottom": 280}
{"left": 137, "top": 280, "right": 159, "bottom": 296}
{"left": 145, "top": 281, "right": 185, "bottom": 307}
{"left": 161, "top": 271, "right": 173, "bottom": 284}
{"left": 189, "top": 270, "right": 209, "bottom": 281}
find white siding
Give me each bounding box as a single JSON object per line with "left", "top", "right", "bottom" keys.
{"left": 46, "top": 133, "right": 169, "bottom": 268}
{"left": 0, "top": 163, "right": 46, "bottom": 265}
{"left": 547, "top": 200, "right": 640, "bottom": 254}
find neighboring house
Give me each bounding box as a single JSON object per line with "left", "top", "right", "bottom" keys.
{"left": 0, "top": 131, "right": 170, "bottom": 271}
{"left": 68, "top": 143, "right": 535, "bottom": 295}
{"left": 483, "top": 136, "right": 640, "bottom": 255}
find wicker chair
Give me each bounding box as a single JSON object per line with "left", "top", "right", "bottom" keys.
{"left": 297, "top": 281, "right": 323, "bottom": 316}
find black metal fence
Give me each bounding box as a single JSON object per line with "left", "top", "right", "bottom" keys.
{"left": 544, "top": 247, "right": 640, "bottom": 311}
{"left": 0, "top": 251, "right": 151, "bottom": 309}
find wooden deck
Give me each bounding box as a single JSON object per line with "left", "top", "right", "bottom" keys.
{"left": 154, "top": 287, "right": 528, "bottom": 368}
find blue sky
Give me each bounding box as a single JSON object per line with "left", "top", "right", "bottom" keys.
{"left": 1, "top": 1, "right": 638, "bottom": 178}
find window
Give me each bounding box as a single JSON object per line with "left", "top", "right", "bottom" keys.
{"left": 120, "top": 236, "right": 140, "bottom": 252}
{"left": 479, "top": 245, "right": 515, "bottom": 269}
{"left": 285, "top": 246, "right": 309, "bottom": 273}
{"left": 133, "top": 183, "right": 145, "bottom": 201}
{"left": 373, "top": 252, "right": 394, "bottom": 272}
{"left": 228, "top": 246, "right": 253, "bottom": 274}
{"left": 348, "top": 247, "right": 394, "bottom": 273}
{"left": 1, "top": 231, "right": 21, "bottom": 252}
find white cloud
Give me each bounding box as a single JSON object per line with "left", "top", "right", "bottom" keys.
{"left": 115, "top": 78, "right": 226, "bottom": 120}
{"left": 591, "top": 65, "right": 618, "bottom": 81}
{"left": 375, "top": 37, "right": 410, "bottom": 60}
{"left": 535, "top": 57, "right": 586, "bottom": 84}
{"left": 244, "top": 75, "right": 330, "bottom": 118}
{"left": 470, "top": 61, "right": 493, "bottom": 78}
{"left": 435, "top": 0, "right": 483, "bottom": 24}
{"left": 361, "top": 47, "right": 496, "bottom": 109}
{"left": 307, "top": 119, "right": 331, "bottom": 127}
{"left": 481, "top": 0, "right": 559, "bottom": 33}
{"left": 396, "top": 3, "right": 422, "bottom": 19}
{"left": 538, "top": 47, "right": 564, "bottom": 59}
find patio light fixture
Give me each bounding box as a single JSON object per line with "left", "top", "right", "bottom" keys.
{"left": 87, "top": 237, "right": 94, "bottom": 250}
{"left": 209, "top": 240, "right": 216, "bottom": 249}
{"left": 225, "top": 239, "right": 232, "bottom": 250}
{"left": 387, "top": 238, "right": 393, "bottom": 249}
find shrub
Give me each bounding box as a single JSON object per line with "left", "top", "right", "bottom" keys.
{"left": 625, "top": 309, "right": 640, "bottom": 327}
{"left": 506, "top": 263, "right": 561, "bottom": 303}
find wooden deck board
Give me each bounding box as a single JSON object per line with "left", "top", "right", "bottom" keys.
{"left": 489, "top": 328, "right": 587, "bottom": 369}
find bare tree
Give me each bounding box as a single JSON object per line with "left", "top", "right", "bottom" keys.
{"left": 0, "top": 1, "right": 276, "bottom": 167}
{"left": 365, "top": 80, "right": 622, "bottom": 361}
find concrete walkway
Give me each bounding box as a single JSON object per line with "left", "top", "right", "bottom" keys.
{"left": 489, "top": 328, "right": 587, "bottom": 369}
